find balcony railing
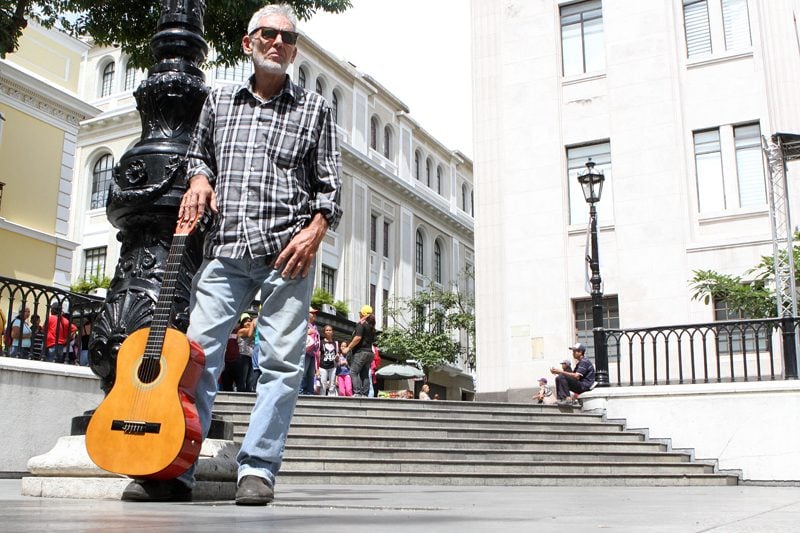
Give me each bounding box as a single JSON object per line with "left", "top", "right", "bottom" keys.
{"left": 604, "top": 317, "right": 798, "bottom": 386}
{"left": 1, "top": 275, "right": 103, "bottom": 360}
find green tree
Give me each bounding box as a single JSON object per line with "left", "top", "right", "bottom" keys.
{"left": 1, "top": 1, "right": 351, "bottom": 65}
{"left": 690, "top": 235, "right": 800, "bottom": 318}
{"left": 378, "top": 271, "right": 475, "bottom": 374}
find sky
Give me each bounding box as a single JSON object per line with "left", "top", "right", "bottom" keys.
{"left": 302, "top": 0, "right": 473, "bottom": 157}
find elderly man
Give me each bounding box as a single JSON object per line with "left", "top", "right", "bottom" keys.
{"left": 122, "top": 3, "right": 341, "bottom": 505}
{"left": 551, "top": 342, "right": 596, "bottom": 405}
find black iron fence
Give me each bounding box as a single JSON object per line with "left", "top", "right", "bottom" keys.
{"left": 604, "top": 317, "right": 799, "bottom": 386}
{"left": 0, "top": 275, "right": 103, "bottom": 361}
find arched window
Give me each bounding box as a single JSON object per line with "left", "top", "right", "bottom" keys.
{"left": 383, "top": 126, "right": 392, "bottom": 159}
{"left": 414, "top": 150, "right": 421, "bottom": 180}
{"left": 331, "top": 91, "right": 340, "bottom": 125}
{"left": 91, "top": 154, "right": 114, "bottom": 209}
{"left": 100, "top": 62, "right": 115, "bottom": 97}
{"left": 124, "top": 62, "right": 144, "bottom": 92}
{"left": 370, "top": 116, "right": 379, "bottom": 151}
{"left": 436, "top": 165, "right": 443, "bottom": 195}
{"left": 462, "top": 184, "right": 469, "bottom": 212}
{"left": 297, "top": 66, "right": 307, "bottom": 88}
{"left": 434, "top": 240, "right": 443, "bottom": 284}
{"left": 315, "top": 78, "right": 323, "bottom": 95}
{"left": 415, "top": 230, "right": 424, "bottom": 275}
{"left": 426, "top": 158, "right": 432, "bottom": 187}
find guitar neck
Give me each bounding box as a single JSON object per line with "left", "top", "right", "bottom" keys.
{"left": 144, "top": 233, "right": 189, "bottom": 358}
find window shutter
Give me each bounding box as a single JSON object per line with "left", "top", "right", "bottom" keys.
{"left": 722, "top": 0, "right": 752, "bottom": 51}
{"left": 734, "top": 124, "right": 766, "bottom": 207}
{"left": 684, "top": 0, "right": 712, "bottom": 57}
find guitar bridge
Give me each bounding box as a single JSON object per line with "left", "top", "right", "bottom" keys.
{"left": 111, "top": 420, "right": 162, "bottom": 435}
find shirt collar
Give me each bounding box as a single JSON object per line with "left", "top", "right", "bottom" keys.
{"left": 237, "top": 74, "right": 301, "bottom": 103}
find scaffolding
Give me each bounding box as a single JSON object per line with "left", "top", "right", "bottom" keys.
{"left": 763, "top": 133, "right": 800, "bottom": 318}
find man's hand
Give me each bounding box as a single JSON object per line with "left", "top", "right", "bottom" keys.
{"left": 179, "top": 174, "right": 217, "bottom": 223}
{"left": 550, "top": 366, "right": 560, "bottom": 375}
{"left": 275, "top": 213, "right": 329, "bottom": 279}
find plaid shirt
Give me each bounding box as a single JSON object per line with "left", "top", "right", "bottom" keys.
{"left": 186, "top": 75, "right": 342, "bottom": 259}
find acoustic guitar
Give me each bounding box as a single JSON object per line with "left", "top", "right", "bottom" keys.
{"left": 86, "top": 216, "right": 205, "bottom": 479}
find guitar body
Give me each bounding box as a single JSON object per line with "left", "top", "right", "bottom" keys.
{"left": 86, "top": 327, "right": 205, "bottom": 479}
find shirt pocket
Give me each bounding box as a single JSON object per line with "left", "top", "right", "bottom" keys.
{"left": 268, "top": 120, "right": 315, "bottom": 170}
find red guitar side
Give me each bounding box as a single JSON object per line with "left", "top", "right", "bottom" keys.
{"left": 86, "top": 217, "right": 205, "bottom": 479}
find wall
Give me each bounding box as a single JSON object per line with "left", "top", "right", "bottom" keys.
{"left": 581, "top": 381, "right": 800, "bottom": 482}
{"left": 0, "top": 359, "right": 103, "bottom": 475}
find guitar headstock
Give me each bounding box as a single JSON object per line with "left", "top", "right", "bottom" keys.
{"left": 174, "top": 215, "right": 201, "bottom": 237}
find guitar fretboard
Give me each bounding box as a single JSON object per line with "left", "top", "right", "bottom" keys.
{"left": 143, "top": 233, "right": 189, "bottom": 361}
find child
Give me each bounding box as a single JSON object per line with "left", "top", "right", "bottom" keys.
{"left": 336, "top": 351, "right": 353, "bottom": 397}
{"left": 533, "top": 377, "right": 557, "bottom": 405}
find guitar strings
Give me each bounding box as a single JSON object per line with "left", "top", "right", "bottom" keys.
{"left": 129, "top": 233, "right": 187, "bottom": 422}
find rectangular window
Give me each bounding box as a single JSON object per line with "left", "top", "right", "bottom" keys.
{"left": 734, "top": 123, "right": 766, "bottom": 207}
{"left": 370, "top": 283, "right": 377, "bottom": 311}
{"left": 683, "top": 0, "right": 713, "bottom": 57}
{"left": 370, "top": 214, "right": 378, "bottom": 252}
{"left": 714, "top": 297, "right": 768, "bottom": 354}
{"left": 722, "top": 0, "right": 752, "bottom": 51}
{"left": 560, "top": 0, "right": 605, "bottom": 76}
{"left": 321, "top": 265, "right": 335, "bottom": 295}
{"left": 567, "top": 141, "right": 613, "bottom": 225}
{"left": 574, "top": 296, "right": 619, "bottom": 361}
{"left": 693, "top": 129, "right": 726, "bottom": 213}
{"left": 83, "top": 247, "right": 107, "bottom": 280}
{"left": 383, "top": 221, "right": 390, "bottom": 258}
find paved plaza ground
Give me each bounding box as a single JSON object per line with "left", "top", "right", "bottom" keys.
{"left": 1, "top": 479, "right": 799, "bottom": 532}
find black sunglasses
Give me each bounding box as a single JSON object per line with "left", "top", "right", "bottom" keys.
{"left": 251, "top": 26, "right": 299, "bottom": 45}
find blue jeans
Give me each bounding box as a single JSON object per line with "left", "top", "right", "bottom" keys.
{"left": 178, "top": 256, "right": 313, "bottom": 490}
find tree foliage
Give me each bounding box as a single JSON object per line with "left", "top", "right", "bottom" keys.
{"left": 690, "top": 234, "right": 800, "bottom": 318}
{"left": 378, "top": 271, "right": 476, "bottom": 374}
{"left": 1, "top": 1, "right": 351, "bottom": 66}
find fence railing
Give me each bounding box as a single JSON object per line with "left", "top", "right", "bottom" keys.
{"left": 0, "top": 275, "right": 103, "bottom": 361}
{"left": 604, "top": 317, "right": 799, "bottom": 386}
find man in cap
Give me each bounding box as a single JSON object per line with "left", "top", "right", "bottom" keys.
{"left": 300, "top": 307, "right": 320, "bottom": 395}
{"left": 550, "top": 342, "right": 596, "bottom": 405}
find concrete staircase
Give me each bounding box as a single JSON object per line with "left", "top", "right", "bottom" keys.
{"left": 212, "top": 393, "right": 739, "bottom": 486}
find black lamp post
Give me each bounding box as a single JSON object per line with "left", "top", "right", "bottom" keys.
{"left": 578, "top": 159, "right": 609, "bottom": 387}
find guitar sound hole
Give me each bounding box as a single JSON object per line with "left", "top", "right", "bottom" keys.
{"left": 138, "top": 360, "right": 162, "bottom": 384}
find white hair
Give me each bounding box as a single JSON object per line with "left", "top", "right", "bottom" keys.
{"left": 247, "top": 4, "right": 298, "bottom": 34}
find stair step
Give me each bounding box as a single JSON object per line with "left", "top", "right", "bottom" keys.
{"left": 276, "top": 472, "right": 739, "bottom": 487}
{"left": 283, "top": 435, "right": 666, "bottom": 453}
{"left": 282, "top": 424, "right": 642, "bottom": 441}
{"left": 281, "top": 457, "right": 714, "bottom": 475}
{"left": 284, "top": 445, "right": 690, "bottom": 463}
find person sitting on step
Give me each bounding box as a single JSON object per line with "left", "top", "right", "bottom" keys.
{"left": 550, "top": 343, "right": 596, "bottom": 406}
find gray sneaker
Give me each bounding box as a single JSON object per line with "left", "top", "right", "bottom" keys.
{"left": 235, "top": 475, "right": 274, "bottom": 506}
{"left": 557, "top": 398, "right": 574, "bottom": 406}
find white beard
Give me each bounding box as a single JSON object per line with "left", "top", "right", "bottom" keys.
{"left": 251, "top": 53, "right": 287, "bottom": 75}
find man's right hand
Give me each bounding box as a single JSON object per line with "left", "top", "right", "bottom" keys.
{"left": 179, "top": 174, "right": 217, "bottom": 222}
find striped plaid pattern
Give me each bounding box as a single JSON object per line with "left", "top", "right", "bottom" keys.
{"left": 186, "top": 75, "right": 342, "bottom": 259}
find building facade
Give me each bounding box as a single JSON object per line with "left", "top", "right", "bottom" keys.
{"left": 0, "top": 23, "right": 99, "bottom": 288}
{"left": 69, "top": 30, "right": 475, "bottom": 390}
{"left": 472, "top": 0, "right": 800, "bottom": 397}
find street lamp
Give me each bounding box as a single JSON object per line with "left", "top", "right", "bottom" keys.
{"left": 578, "top": 159, "right": 609, "bottom": 387}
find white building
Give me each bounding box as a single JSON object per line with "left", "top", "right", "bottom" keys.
{"left": 472, "top": 0, "right": 800, "bottom": 398}
{"left": 69, "top": 31, "right": 475, "bottom": 381}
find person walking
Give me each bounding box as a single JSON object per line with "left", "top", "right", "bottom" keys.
{"left": 341, "top": 305, "right": 376, "bottom": 397}
{"left": 120, "top": 3, "right": 341, "bottom": 506}
{"left": 300, "top": 308, "right": 320, "bottom": 395}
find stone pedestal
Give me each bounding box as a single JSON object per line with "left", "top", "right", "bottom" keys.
{"left": 21, "top": 436, "right": 238, "bottom": 500}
